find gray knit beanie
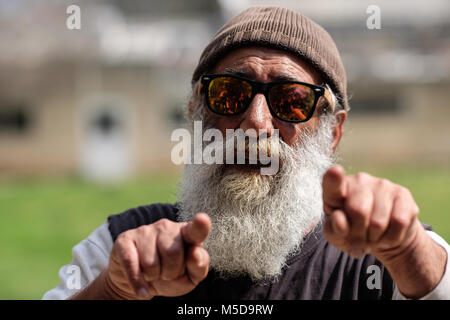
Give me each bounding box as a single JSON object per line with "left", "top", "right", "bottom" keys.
{"left": 192, "top": 6, "right": 348, "bottom": 111}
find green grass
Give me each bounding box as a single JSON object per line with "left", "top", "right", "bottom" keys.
{"left": 0, "top": 173, "right": 180, "bottom": 299}
{"left": 0, "top": 166, "right": 449, "bottom": 299}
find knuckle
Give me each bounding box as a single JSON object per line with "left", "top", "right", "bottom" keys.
{"left": 115, "top": 232, "right": 132, "bottom": 250}
{"left": 141, "top": 257, "right": 158, "bottom": 271}
{"left": 117, "top": 231, "right": 131, "bottom": 242}
{"left": 391, "top": 215, "right": 409, "bottom": 229}
{"left": 136, "top": 224, "right": 153, "bottom": 236}
{"left": 136, "top": 224, "right": 149, "bottom": 232}
{"left": 369, "top": 218, "right": 385, "bottom": 232}
{"left": 154, "top": 218, "right": 173, "bottom": 231}
{"left": 355, "top": 172, "right": 371, "bottom": 183}
{"left": 346, "top": 201, "right": 370, "bottom": 219}
{"left": 115, "top": 236, "right": 126, "bottom": 249}
{"left": 377, "top": 178, "right": 392, "bottom": 189}
{"left": 120, "top": 252, "right": 134, "bottom": 269}
{"left": 162, "top": 244, "right": 182, "bottom": 259}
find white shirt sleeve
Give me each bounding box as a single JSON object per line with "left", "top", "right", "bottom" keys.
{"left": 392, "top": 230, "right": 450, "bottom": 300}
{"left": 41, "top": 222, "right": 113, "bottom": 300}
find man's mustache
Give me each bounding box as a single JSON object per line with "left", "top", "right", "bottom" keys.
{"left": 221, "top": 130, "right": 281, "bottom": 174}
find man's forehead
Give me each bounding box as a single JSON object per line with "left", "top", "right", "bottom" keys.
{"left": 211, "top": 46, "right": 323, "bottom": 85}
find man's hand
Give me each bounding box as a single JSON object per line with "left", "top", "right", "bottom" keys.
{"left": 322, "top": 165, "right": 420, "bottom": 258}
{"left": 322, "top": 166, "right": 446, "bottom": 298}
{"left": 105, "top": 213, "right": 211, "bottom": 300}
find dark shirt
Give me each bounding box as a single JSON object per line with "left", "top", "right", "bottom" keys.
{"left": 108, "top": 203, "right": 430, "bottom": 300}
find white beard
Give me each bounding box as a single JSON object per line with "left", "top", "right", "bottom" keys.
{"left": 177, "top": 116, "right": 336, "bottom": 281}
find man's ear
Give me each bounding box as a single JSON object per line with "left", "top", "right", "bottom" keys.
{"left": 331, "top": 110, "right": 347, "bottom": 153}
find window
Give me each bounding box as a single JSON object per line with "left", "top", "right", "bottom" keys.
{"left": 90, "top": 109, "right": 121, "bottom": 136}
{"left": 168, "top": 102, "right": 186, "bottom": 128}
{"left": 0, "top": 105, "right": 32, "bottom": 134}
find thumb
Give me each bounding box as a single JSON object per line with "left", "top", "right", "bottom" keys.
{"left": 322, "top": 165, "right": 347, "bottom": 214}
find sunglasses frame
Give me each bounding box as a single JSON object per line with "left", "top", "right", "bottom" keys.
{"left": 200, "top": 73, "right": 333, "bottom": 123}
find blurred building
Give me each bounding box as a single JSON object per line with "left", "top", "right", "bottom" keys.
{"left": 0, "top": 0, "right": 449, "bottom": 181}
{"left": 0, "top": 0, "right": 223, "bottom": 181}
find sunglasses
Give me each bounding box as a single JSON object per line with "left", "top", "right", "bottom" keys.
{"left": 200, "top": 74, "right": 334, "bottom": 123}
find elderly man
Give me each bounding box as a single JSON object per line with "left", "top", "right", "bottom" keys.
{"left": 43, "top": 6, "right": 449, "bottom": 300}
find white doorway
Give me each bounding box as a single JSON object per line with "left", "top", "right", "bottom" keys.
{"left": 78, "top": 96, "right": 133, "bottom": 182}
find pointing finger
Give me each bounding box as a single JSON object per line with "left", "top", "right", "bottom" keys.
{"left": 181, "top": 213, "right": 212, "bottom": 245}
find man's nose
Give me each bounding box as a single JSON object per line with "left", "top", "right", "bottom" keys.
{"left": 240, "top": 94, "right": 275, "bottom": 137}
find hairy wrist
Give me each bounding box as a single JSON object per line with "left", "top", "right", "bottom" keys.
{"left": 373, "top": 221, "right": 446, "bottom": 299}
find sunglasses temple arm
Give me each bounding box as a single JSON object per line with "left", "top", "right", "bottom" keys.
{"left": 322, "top": 89, "right": 336, "bottom": 113}
{"left": 197, "top": 83, "right": 203, "bottom": 96}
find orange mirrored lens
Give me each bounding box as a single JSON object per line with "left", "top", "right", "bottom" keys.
{"left": 269, "top": 84, "right": 316, "bottom": 121}
{"left": 208, "top": 77, "right": 252, "bottom": 114}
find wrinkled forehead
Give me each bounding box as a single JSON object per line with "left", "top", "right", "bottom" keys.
{"left": 211, "top": 46, "right": 324, "bottom": 85}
